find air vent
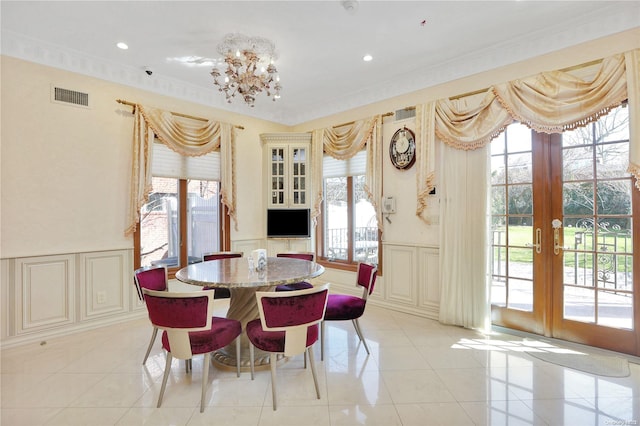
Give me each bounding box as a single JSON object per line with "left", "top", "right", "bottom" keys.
{"left": 395, "top": 108, "right": 416, "bottom": 121}
{"left": 51, "top": 86, "right": 90, "bottom": 108}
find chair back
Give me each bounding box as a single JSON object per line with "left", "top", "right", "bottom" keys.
{"left": 142, "top": 289, "right": 215, "bottom": 359}
{"left": 255, "top": 284, "right": 329, "bottom": 357}
{"left": 276, "top": 252, "right": 315, "bottom": 262}
{"left": 356, "top": 262, "right": 377, "bottom": 300}
{"left": 202, "top": 251, "right": 243, "bottom": 262}
{"left": 134, "top": 265, "right": 168, "bottom": 301}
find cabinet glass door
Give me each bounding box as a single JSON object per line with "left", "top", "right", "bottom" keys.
{"left": 291, "top": 147, "right": 307, "bottom": 206}
{"left": 271, "top": 148, "right": 285, "bottom": 205}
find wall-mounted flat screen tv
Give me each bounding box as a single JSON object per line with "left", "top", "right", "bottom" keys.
{"left": 267, "top": 209, "right": 311, "bottom": 238}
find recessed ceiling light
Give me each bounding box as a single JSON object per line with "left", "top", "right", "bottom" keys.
{"left": 116, "top": 42, "right": 129, "bottom": 50}
{"left": 363, "top": 54, "right": 373, "bottom": 62}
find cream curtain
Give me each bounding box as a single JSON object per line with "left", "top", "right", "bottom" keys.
{"left": 424, "top": 48, "right": 638, "bottom": 329}
{"left": 415, "top": 103, "right": 436, "bottom": 223}
{"left": 439, "top": 143, "right": 490, "bottom": 330}
{"left": 125, "top": 104, "right": 237, "bottom": 236}
{"left": 626, "top": 49, "right": 640, "bottom": 189}
{"left": 311, "top": 115, "right": 384, "bottom": 231}
{"left": 493, "top": 53, "right": 628, "bottom": 133}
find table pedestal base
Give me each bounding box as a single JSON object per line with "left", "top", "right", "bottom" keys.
{"left": 213, "top": 286, "right": 277, "bottom": 372}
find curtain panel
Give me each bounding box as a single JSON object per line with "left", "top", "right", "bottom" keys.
{"left": 311, "top": 115, "right": 384, "bottom": 231}
{"left": 125, "top": 104, "right": 237, "bottom": 236}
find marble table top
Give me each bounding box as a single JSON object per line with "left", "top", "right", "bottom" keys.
{"left": 175, "top": 257, "right": 324, "bottom": 288}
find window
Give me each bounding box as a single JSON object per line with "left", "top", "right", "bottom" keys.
{"left": 318, "top": 151, "right": 379, "bottom": 268}
{"left": 134, "top": 141, "right": 229, "bottom": 274}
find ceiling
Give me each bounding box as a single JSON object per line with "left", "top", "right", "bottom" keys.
{"left": 2, "top": 1, "right": 638, "bottom": 126}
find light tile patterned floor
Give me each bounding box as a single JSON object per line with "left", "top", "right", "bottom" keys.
{"left": 2, "top": 300, "right": 639, "bottom": 425}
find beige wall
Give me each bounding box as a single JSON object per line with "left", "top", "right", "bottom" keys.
{"left": 0, "top": 56, "right": 288, "bottom": 258}
{"left": 1, "top": 28, "right": 638, "bottom": 259}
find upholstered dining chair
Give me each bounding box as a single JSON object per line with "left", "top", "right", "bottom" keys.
{"left": 142, "top": 288, "right": 242, "bottom": 413}
{"left": 321, "top": 262, "right": 377, "bottom": 361}
{"left": 246, "top": 284, "right": 330, "bottom": 410}
{"left": 133, "top": 265, "right": 168, "bottom": 365}
{"left": 201, "top": 251, "right": 243, "bottom": 299}
{"left": 274, "top": 252, "right": 315, "bottom": 292}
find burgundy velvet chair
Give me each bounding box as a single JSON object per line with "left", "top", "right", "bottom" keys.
{"left": 133, "top": 265, "right": 168, "bottom": 365}
{"left": 142, "top": 288, "right": 242, "bottom": 413}
{"left": 246, "top": 284, "right": 330, "bottom": 410}
{"left": 321, "top": 262, "right": 377, "bottom": 360}
{"left": 274, "top": 252, "right": 315, "bottom": 292}
{"left": 201, "top": 251, "right": 243, "bottom": 299}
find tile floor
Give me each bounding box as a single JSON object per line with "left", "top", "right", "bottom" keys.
{"left": 2, "top": 297, "right": 639, "bottom": 425}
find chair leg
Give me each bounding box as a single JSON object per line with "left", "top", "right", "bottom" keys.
{"left": 269, "top": 353, "right": 278, "bottom": 410}
{"left": 249, "top": 344, "right": 255, "bottom": 380}
{"left": 320, "top": 321, "right": 325, "bottom": 361}
{"left": 307, "top": 347, "right": 321, "bottom": 399}
{"left": 143, "top": 327, "right": 159, "bottom": 364}
{"left": 352, "top": 318, "right": 370, "bottom": 355}
{"left": 157, "top": 352, "right": 172, "bottom": 408}
{"left": 200, "top": 353, "right": 211, "bottom": 413}
{"left": 235, "top": 337, "right": 241, "bottom": 378}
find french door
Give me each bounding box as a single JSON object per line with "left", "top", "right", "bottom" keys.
{"left": 490, "top": 105, "right": 640, "bottom": 356}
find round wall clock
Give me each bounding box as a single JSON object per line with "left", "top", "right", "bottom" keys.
{"left": 389, "top": 126, "right": 416, "bottom": 169}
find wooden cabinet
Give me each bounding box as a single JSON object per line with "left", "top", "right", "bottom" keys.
{"left": 261, "top": 133, "right": 311, "bottom": 208}
{"left": 261, "top": 133, "right": 313, "bottom": 253}
{"left": 266, "top": 238, "right": 311, "bottom": 256}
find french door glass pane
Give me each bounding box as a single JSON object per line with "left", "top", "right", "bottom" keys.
{"left": 508, "top": 278, "right": 533, "bottom": 311}
{"left": 491, "top": 122, "right": 533, "bottom": 311}
{"left": 353, "top": 175, "right": 378, "bottom": 264}
{"left": 186, "top": 180, "right": 220, "bottom": 263}
{"left": 564, "top": 286, "right": 596, "bottom": 322}
{"left": 324, "top": 176, "right": 348, "bottom": 260}
{"left": 140, "top": 177, "right": 178, "bottom": 268}
{"left": 561, "top": 104, "right": 633, "bottom": 328}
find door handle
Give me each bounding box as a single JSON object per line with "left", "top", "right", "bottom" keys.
{"left": 525, "top": 228, "right": 542, "bottom": 254}
{"left": 552, "top": 219, "right": 563, "bottom": 255}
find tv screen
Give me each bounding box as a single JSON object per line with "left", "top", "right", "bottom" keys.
{"left": 267, "top": 209, "right": 311, "bottom": 238}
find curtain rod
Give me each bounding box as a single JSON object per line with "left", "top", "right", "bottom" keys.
{"left": 448, "top": 57, "right": 605, "bottom": 101}
{"left": 116, "top": 99, "right": 245, "bottom": 130}
{"left": 332, "top": 112, "right": 394, "bottom": 129}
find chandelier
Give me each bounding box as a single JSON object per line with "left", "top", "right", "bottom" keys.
{"left": 210, "top": 33, "right": 282, "bottom": 107}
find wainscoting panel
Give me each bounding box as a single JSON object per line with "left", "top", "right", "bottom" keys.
{"left": 79, "top": 250, "right": 130, "bottom": 320}
{"left": 2, "top": 249, "right": 144, "bottom": 348}
{"left": 322, "top": 243, "right": 440, "bottom": 319}
{"left": 14, "top": 254, "right": 76, "bottom": 335}
{"left": 418, "top": 246, "right": 440, "bottom": 318}
{"left": 383, "top": 244, "right": 417, "bottom": 306}
{"left": 232, "top": 239, "right": 264, "bottom": 257}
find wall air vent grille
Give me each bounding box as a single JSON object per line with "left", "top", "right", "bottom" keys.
{"left": 395, "top": 108, "right": 416, "bottom": 121}
{"left": 52, "top": 86, "right": 90, "bottom": 108}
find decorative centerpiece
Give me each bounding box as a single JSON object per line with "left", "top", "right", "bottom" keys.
{"left": 251, "top": 249, "right": 268, "bottom": 271}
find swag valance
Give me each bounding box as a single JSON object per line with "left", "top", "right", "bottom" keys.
{"left": 311, "top": 115, "right": 383, "bottom": 231}
{"left": 125, "top": 104, "right": 237, "bottom": 236}
{"left": 417, "top": 49, "right": 640, "bottom": 222}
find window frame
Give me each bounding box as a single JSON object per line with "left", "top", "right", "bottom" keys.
{"left": 315, "top": 174, "right": 381, "bottom": 273}
{"left": 133, "top": 178, "right": 231, "bottom": 279}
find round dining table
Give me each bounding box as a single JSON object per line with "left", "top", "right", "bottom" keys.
{"left": 175, "top": 256, "right": 325, "bottom": 370}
